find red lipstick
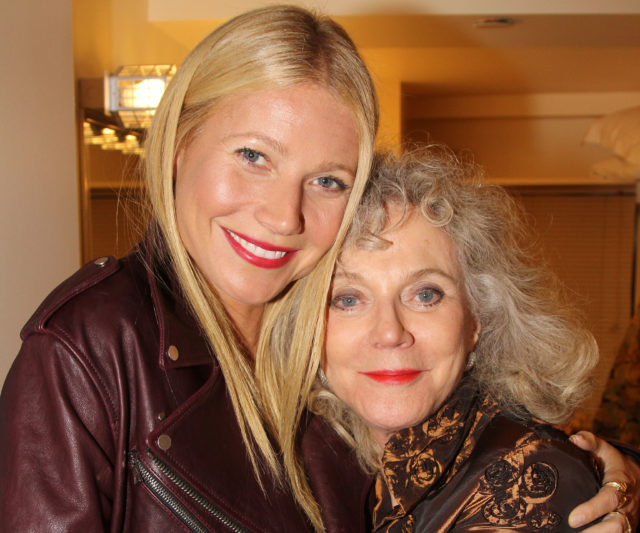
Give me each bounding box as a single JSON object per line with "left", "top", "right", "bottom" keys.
{"left": 360, "top": 369, "right": 422, "bottom": 385}
{"left": 222, "top": 227, "right": 298, "bottom": 269}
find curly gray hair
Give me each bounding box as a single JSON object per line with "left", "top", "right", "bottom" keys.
{"left": 312, "top": 146, "right": 598, "bottom": 471}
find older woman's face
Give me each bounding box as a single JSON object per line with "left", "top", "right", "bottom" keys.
{"left": 324, "top": 208, "right": 479, "bottom": 448}
{"left": 175, "top": 84, "right": 359, "bottom": 314}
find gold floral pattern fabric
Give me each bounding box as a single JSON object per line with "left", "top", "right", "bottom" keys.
{"left": 477, "top": 441, "right": 560, "bottom": 528}
{"left": 371, "top": 381, "right": 601, "bottom": 532}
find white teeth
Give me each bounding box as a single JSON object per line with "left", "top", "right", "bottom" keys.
{"left": 227, "top": 230, "right": 287, "bottom": 260}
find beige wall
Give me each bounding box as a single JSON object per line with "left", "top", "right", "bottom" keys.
{"left": 404, "top": 91, "right": 640, "bottom": 184}
{"left": 0, "top": 1, "right": 79, "bottom": 384}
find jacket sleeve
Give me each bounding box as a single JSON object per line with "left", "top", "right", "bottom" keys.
{"left": 0, "top": 330, "right": 118, "bottom": 532}
{"left": 452, "top": 435, "right": 602, "bottom": 532}
{"left": 610, "top": 439, "right": 640, "bottom": 463}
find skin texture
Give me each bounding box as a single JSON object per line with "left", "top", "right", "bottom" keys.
{"left": 174, "top": 84, "right": 359, "bottom": 349}
{"left": 324, "top": 208, "right": 478, "bottom": 448}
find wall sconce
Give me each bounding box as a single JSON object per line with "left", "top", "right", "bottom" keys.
{"left": 83, "top": 122, "right": 144, "bottom": 156}
{"left": 105, "top": 65, "right": 176, "bottom": 129}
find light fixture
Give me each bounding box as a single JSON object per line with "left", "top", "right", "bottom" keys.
{"left": 82, "top": 121, "right": 144, "bottom": 156}
{"left": 105, "top": 65, "right": 176, "bottom": 129}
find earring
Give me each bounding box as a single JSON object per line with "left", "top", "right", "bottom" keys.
{"left": 465, "top": 351, "right": 476, "bottom": 371}
{"left": 319, "top": 367, "right": 330, "bottom": 387}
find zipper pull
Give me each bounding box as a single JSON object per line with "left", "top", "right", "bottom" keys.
{"left": 128, "top": 450, "right": 143, "bottom": 485}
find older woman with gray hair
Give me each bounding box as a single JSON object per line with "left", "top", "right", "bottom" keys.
{"left": 315, "top": 147, "right": 637, "bottom": 532}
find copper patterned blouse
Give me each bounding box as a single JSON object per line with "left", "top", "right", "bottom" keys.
{"left": 371, "top": 381, "right": 601, "bottom": 532}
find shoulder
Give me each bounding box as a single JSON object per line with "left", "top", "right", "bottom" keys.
{"left": 21, "top": 251, "right": 151, "bottom": 342}
{"left": 463, "top": 414, "right": 601, "bottom": 531}
{"left": 14, "top": 250, "right": 157, "bottom": 404}
{"left": 474, "top": 414, "right": 602, "bottom": 493}
{"left": 477, "top": 414, "right": 599, "bottom": 473}
{"left": 5, "top": 250, "right": 157, "bottom": 427}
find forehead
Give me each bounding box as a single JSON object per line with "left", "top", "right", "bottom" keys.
{"left": 180, "top": 83, "right": 361, "bottom": 171}
{"left": 210, "top": 83, "right": 354, "bottom": 123}
{"left": 206, "top": 84, "right": 359, "bottom": 149}
{"left": 338, "top": 209, "right": 462, "bottom": 279}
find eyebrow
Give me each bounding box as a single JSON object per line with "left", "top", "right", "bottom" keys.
{"left": 223, "top": 132, "right": 287, "bottom": 155}
{"left": 333, "top": 266, "right": 458, "bottom": 284}
{"left": 224, "top": 132, "right": 357, "bottom": 175}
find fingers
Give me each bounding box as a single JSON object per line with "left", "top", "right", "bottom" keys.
{"left": 596, "top": 511, "right": 631, "bottom": 533}
{"left": 570, "top": 431, "right": 599, "bottom": 453}
{"left": 570, "top": 432, "right": 626, "bottom": 472}
{"left": 577, "top": 511, "right": 631, "bottom": 533}
{"left": 569, "top": 431, "right": 639, "bottom": 531}
{"left": 568, "top": 489, "right": 620, "bottom": 529}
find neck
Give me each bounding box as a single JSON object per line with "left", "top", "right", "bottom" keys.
{"left": 222, "top": 300, "right": 264, "bottom": 357}
{"left": 373, "top": 428, "right": 394, "bottom": 453}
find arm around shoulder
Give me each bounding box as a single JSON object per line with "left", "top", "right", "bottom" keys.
{"left": 453, "top": 427, "right": 602, "bottom": 532}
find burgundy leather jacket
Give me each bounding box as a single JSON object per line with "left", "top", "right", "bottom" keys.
{"left": 0, "top": 246, "right": 372, "bottom": 532}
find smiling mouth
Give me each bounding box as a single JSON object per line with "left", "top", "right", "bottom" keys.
{"left": 360, "top": 369, "right": 422, "bottom": 385}
{"left": 226, "top": 229, "right": 287, "bottom": 259}
{"left": 222, "top": 228, "right": 298, "bottom": 268}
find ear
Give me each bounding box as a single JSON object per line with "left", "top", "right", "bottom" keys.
{"left": 472, "top": 319, "right": 481, "bottom": 346}
{"left": 467, "top": 316, "right": 481, "bottom": 350}
{"left": 174, "top": 146, "right": 185, "bottom": 182}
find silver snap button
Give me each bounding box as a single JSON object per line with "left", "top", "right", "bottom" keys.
{"left": 166, "top": 345, "right": 179, "bottom": 361}
{"left": 157, "top": 434, "right": 172, "bottom": 451}
{"left": 94, "top": 257, "right": 109, "bottom": 267}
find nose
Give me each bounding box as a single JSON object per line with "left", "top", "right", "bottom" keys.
{"left": 370, "top": 303, "right": 414, "bottom": 349}
{"left": 255, "top": 180, "right": 304, "bottom": 236}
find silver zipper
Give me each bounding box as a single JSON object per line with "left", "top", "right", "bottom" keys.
{"left": 129, "top": 450, "right": 252, "bottom": 533}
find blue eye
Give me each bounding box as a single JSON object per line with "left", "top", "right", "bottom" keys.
{"left": 418, "top": 291, "right": 435, "bottom": 302}
{"left": 314, "top": 176, "right": 347, "bottom": 191}
{"left": 416, "top": 288, "right": 442, "bottom": 306}
{"left": 331, "top": 294, "right": 360, "bottom": 310}
{"left": 237, "top": 147, "right": 266, "bottom": 165}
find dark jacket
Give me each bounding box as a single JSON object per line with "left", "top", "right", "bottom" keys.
{"left": 0, "top": 247, "right": 372, "bottom": 532}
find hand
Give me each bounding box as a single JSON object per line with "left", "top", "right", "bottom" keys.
{"left": 568, "top": 431, "right": 638, "bottom": 532}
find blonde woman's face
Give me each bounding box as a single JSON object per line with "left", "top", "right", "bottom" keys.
{"left": 174, "top": 84, "right": 359, "bottom": 319}
{"left": 324, "top": 208, "right": 479, "bottom": 449}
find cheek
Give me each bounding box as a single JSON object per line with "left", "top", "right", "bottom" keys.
{"left": 176, "top": 168, "right": 245, "bottom": 226}
{"left": 324, "top": 324, "right": 341, "bottom": 378}
{"left": 324, "top": 354, "right": 356, "bottom": 409}
{"left": 205, "top": 167, "right": 248, "bottom": 206}
{"left": 174, "top": 178, "right": 192, "bottom": 239}
{"left": 415, "top": 315, "right": 471, "bottom": 368}
{"left": 306, "top": 200, "right": 349, "bottom": 249}
{"left": 324, "top": 321, "right": 355, "bottom": 385}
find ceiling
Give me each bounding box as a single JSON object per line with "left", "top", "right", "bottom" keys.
{"left": 146, "top": 0, "right": 640, "bottom": 96}
{"left": 148, "top": 0, "right": 640, "bottom": 19}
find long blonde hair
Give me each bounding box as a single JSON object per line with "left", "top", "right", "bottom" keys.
{"left": 143, "top": 5, "right": 378, "bottom": 530}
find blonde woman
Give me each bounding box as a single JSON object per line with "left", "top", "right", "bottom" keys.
{"left": 0, "top": 6, "right": 376, "bottom": 532}
{"left": 0, "top": 6, "right": 636, "bottom": 532}
{"left": 318, "top": 148, "right": 640, "bottom": 532}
